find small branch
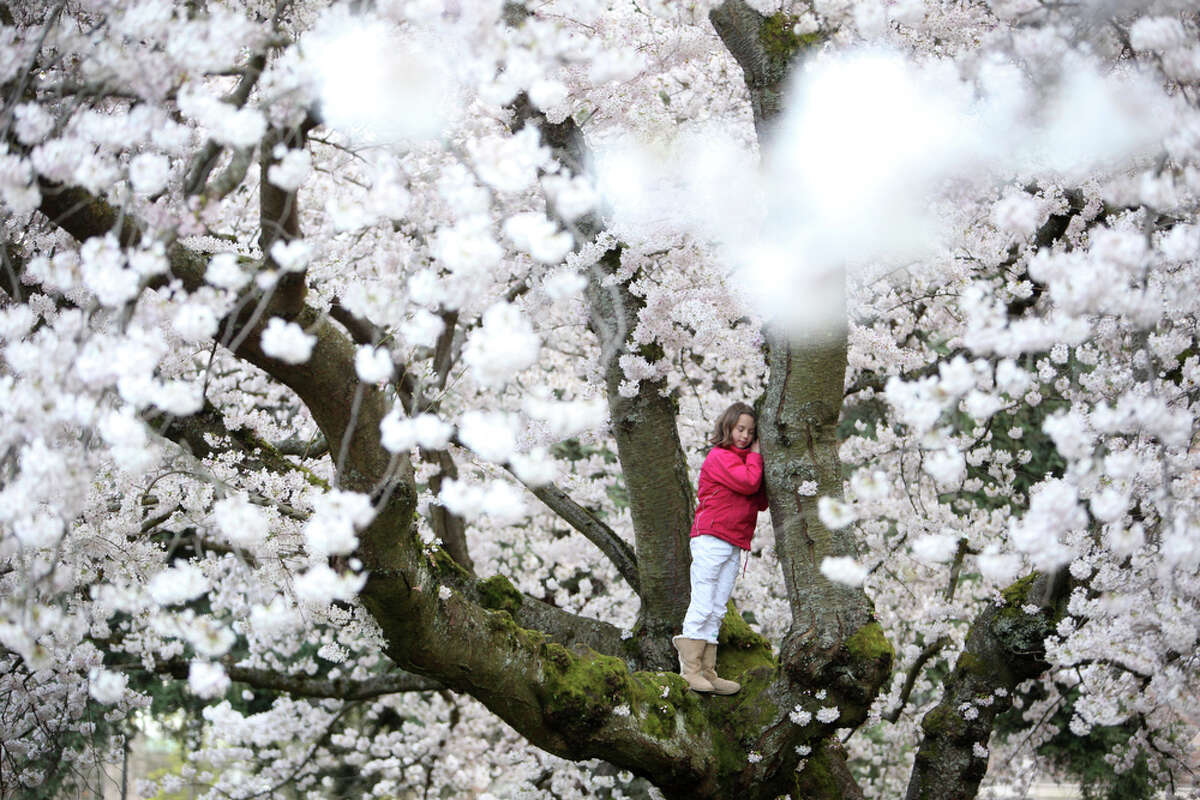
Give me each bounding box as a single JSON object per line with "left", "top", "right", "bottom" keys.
{"left": 943, "top": 538, "right": 969, "bottom": 602}
{"left": 508, "top": 466, "right": 641, "bottom": 595}
{"left": 273, "top": 432, "right": 329, "bottom": 459}
{"left": 883, "top": 635, "right": 950, "bottom": 723}
{"left": 156, "top": 402, "right": 329, "bottom": 488}
{"left": 203, "top": 146, "right": 255, "bottom": 201}
{"left": 431, "top": 309, "right": 459, "bottom": 392}
{"left": 184, "top": 52, "right": 267, "bottom": 195}
{"left": 330, "top": 298, "right": 382, "bottom": 346}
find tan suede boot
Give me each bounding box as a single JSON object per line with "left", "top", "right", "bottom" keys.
{"left": 672, "top": 636, "right": 714, "bottom": 693}
{"left": 700, "top": 642, "right": 740, "bottom": 695}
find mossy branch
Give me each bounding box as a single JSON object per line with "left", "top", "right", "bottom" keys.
{"left": 904, "top": 571, "right": 1070, "bottom": 800}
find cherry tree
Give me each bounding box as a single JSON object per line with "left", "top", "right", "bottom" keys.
{"left": 0, "top": 0, "right": 1197, "bottom": 799}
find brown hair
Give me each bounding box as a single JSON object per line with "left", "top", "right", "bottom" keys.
{"left": 709, "top": 402, "right": 756, "bottom": 449}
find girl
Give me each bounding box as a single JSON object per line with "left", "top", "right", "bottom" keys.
{"left": 673, "top": 401, "right": 768, "bottom": 695}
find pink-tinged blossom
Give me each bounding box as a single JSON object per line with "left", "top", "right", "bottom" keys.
{"left": 588, "top": 48, "right": 646, "bottom": 84}
{"left": 816, "top": 706, "right": 840, "bottom": 724}
{"left": 406, "top": 269, "right": 443, "bottom": 307}
{"left": 1042, "top": 410, "right": 1094, "bottom": 460}
{"left": 509, "top": 449, "right": 558, "bottom": 487}
{"left": 269, "top": 239, "right": 312, "bottom": 272}
{"left": 503, "top": 212, "right": 574, "bottom": 264}
{"left": 819, "top": 556, "right": 867, "bottom": 587}
{"left": 848, "top": 470, "right": 888, "bottom": 502}
{"left": 884, "top": 376, "right": 943, "bottom": 434}
{"left": 211, "top": 494, "right": 270, "bottom": 549}
{"left": 129, "top": 153, "right": 171, "bottom": 195}
{"left": 148, "top": 563, "right": 209, "bottom": 606}
{"left": 206, "top": 253, "right": 250, "bottom": 290}
{"left": 462, "top": 303, "right": 540, "bottom": 388}
{"left": 267, "top": 149, "right": 312, "bottom": 191}
{"left": 431, "top": 221, "right": 502, "bottom": 276}
{"left": 294, "top": 564, "right": 366, "bottom": 606}
{"left": 912, "top": 532, "right": 959, "bottom": 563}
{"left": 458, "top": 410, "right": 518, "bottom": 463}
{"left": 149, "top": 380, "right": 203, "bottom": 416}
{"left": 188, "top": 662, "right": 231, "bottom": 699}
{"left": 177, "top": 86, "right": 267, "bottom": 148}
{"left": 173, "top": 303, "right": 219, "bottom": 343}
{"left": 1130, "top": 17, "right": 1188, "bottom": 53}
{"left": 354, "top": 346, "right": 393, "bottom": 383}
{"left": 789, "top": 706, "right": 813, "bottom": 725}
{"left": 977, "top": 546, "right": 1022, "bottom": 584}
{"left": 1089, "top": 488, "right": 1128, "bottom": 524}
{"left": 542, "top": 175, "right": 598, "bottom": 222}
{"left": 818, "top": 497, "right": 856, "bottom": 529}
{"left": 12, "top": 512, "right": 64, "bottom": 549}
{"left": 88, "top": 668, "right": 128, "bottom": 705}
{"left": 923, "top": 448, "right": 966, "bottom": 487}
{"left": 369, "top": 172, "right": 411, "bottom": 220}
{"left": 0, "top": 153, "right": 40, "bottom": 216}
{"left": 471, "top": 127, "right": 549, "bottom": 194}
{"left": 992, "top": 190, "right": 1046, "bottom": 238}
{"left": 438, "top": 479, "right": 526, "bottom": 524}
{"left": 540, "top": 268, "right": 588, "bottom": 300}
{"left": 304, "top": 490, "right": 375, "bottom": 557}
{"left": 81, "top": 235, "right": 140, "bottom": 308}
{"left": 12, "top": 103, "right": 53, "bottom": 145}
{"left": 400, "top": 309, "right": 446, "bottom": 348}
{"left": 523, "top": 396, "right": 607, "bottom": 439}
{"left": 1008, "top": 479, "right": 1086, "bottom": 568}
{"left": 260, "top": 318, "right": 316, "bottom": 364}
{"left": 1105, "top": 523, "right": 1145, "bottom": 558}
{"left": 304, "top": 13, "right": 455, "bottom": 144}
{"left": 128, "top": 245, "right": 168, "bottom": 277}
{"left": 184, "top": 618, "right": 236, "bottom": 659}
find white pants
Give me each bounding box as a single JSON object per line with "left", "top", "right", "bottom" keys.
{"left": 680, "top": 535, "right": 741, "bottom": 643}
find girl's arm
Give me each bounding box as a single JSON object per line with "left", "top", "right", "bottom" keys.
{"left": 704, "top": 448, "right": 764, "bottom": 495}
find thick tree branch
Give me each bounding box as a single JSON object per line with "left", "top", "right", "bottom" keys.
{"left": 709, "top": 1, "right": 825, "bottom": 137}
{"left": 904, "top": 571, "right": 1070, "bottom": 800}
{"left": 259, "top": 116, "right": 318, "bottom": 317}
{"left": 155, "top": 659, "right": 444, "bottom": 699}
{"left": 155, "top": 402, "right": 329, "bottom": 488}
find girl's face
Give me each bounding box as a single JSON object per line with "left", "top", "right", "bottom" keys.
{"left": 731, "top": 414, "right": 756, "bottom": 449}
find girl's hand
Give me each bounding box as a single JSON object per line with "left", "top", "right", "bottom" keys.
{"left": 750, "top": 438, "right": 760, "bottom": 453}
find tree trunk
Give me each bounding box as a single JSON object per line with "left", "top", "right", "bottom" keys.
{"left": 587, "top": 248, "right": 695, "bottom": 668}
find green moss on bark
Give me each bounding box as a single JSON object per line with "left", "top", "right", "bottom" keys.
{"left": 759, "top": 13, "right": 827, "bottom": 64}
{"left": 845, "top": 621, "right": 893, "bottom": 666}
{"left": 1001, "top": 573, "right": 1037, "bottom": 606}
{"left": 794, "top": 745, "right": 839, "bottom": 797}
{"left": 715, "top": 603, "right": 776, "bottom": 678}
{"left": 477, "top": 574, "right": 523, "bottom": 615}
{"left": 429, "top": 547, "right": 471, "bottom": 582}
{"left": 541, "top": 648, "right": 629, "bottom": 736}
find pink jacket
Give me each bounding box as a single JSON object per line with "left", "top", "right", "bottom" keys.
{"left": 690, "top": 446, "right": 768, "bottom": 550}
